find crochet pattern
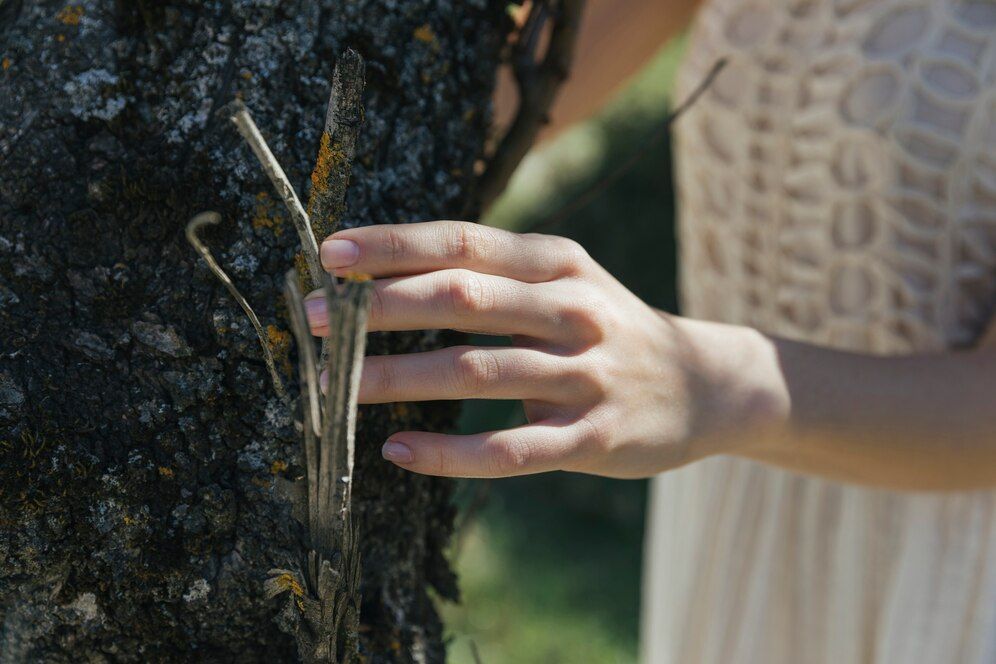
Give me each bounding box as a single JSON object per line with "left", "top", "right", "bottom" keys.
{"left": 676, "top": 0, "right": 996, "bottom": 351}
{"left": 643, "top": 3, "right": 996, "bottom": 663}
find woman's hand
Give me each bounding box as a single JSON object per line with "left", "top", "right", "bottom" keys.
{"left": 304, "top": 220, "right": 785, "bottom": 479}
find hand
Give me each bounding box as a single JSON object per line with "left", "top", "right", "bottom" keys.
{"left": 304, "top": 221, "right": 784, "bottom": 478}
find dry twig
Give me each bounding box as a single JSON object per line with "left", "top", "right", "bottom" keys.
{"left": 306, "top": 48, "right": 366, "bottom": 243}
{"left": 223, "top": 100, "right": 324, "bottom": 288}
{"left": 185, "top": 211, "right": 288, "bottom": 402}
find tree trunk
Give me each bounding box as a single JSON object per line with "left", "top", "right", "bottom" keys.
{"left": 0, "top": 1, "right": 508, "bottom": 661}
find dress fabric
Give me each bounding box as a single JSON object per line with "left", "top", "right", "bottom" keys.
{"left": 641, "top": 1, "right": 996, "bottom": 662}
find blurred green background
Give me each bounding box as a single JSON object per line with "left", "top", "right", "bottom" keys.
{"left": 441, "top": 37, "right": 687, "bottom": 663}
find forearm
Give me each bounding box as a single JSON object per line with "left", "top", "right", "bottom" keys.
{"left": 721, "top": 327, "right": 996, "bottom": 491}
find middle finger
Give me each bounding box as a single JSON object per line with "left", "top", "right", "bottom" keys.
{"left": 306, "top": 269, "right": 571, "bottom": 342}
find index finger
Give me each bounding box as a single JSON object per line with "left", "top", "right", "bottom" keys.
{"left": 320, "top": 220, "right": 586, "bottom": 283}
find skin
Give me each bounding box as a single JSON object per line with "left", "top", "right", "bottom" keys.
{"left": 304, "top": 220, "right": 996, "bottom": 490}
{"left": 493, "top": 0, "right": 702, "bottom": 141}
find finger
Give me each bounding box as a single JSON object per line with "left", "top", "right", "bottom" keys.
{"left": 380, "top": 421, "right": 590, "bottom": 478}
{"left": 354, "top": 346, "right": 581, "bottom": 404}
{"left": 306, "top": 269, "right": 577, "bottom": 342}
{"left": 320, "top": 220, "right": 588, "bottom": 282}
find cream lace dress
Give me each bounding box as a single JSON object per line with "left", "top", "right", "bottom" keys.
{"left": 641, "top": 1, "right": 996, "bottom": 662}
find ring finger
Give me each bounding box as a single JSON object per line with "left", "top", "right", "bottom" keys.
{"left": 335, "top": 345, "right": 577, "bottom": 403}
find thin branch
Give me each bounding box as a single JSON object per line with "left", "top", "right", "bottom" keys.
{"left": 529, "top": 57, "right": 729, "bottom": 234}
{"left": 222, "top": 100, "right": 324, "bottom": 288}
{"left": 284, "top": 272, "right": 322, "bottom": 540}
{"left": 469, "top": 0, "right": 586, "bottom": 214}
{"left": 185, "top": 211, "right": 288, "bottom": 402}
{"left": 307, "top": 50, "right": 367, "bottom": 368}
{"left": 516, "top": 1, "right": 550, "bottom": 72}
{"left": 306, "top": 49, "right": 366, "bottom": 243}
{"left": 284, "top": 272, "right": 322, "bottom": 439}
{"left": 317, "top": 276, "right": 372, "bottom": 555}
{"left": 666, "top": 57, "right": 729, "bottom": 123}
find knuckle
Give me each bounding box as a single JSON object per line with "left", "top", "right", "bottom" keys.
{"left": 371, "top": 359, "right": 395, "bottom": 397}
{"left": 369, "top": 283, "right": 387, "bottom": 323}
{"left": 559, "top": 298, "right": 610, "bottom": 342}
{"left": 453, "top": 348, "right": 501, "bottom": 394}
{"left": 449, "top": 222, "right": 492, "bottom": 264}
{"left": 554, "top": 237, "right": 591, "bottom": 274}
{"left": 385, "top": 226, "right": 407, "bottom": 262}
{"left": 484, "top": 438, "right": 528, "bottom": 476}
{"left": 562, "top": 362, "right": 608, "bottom": 400}
{"left": 576, "top": 412, "right": 611, "bottom": 456}
{"left": 446, "top": 270, "right": 492, "bottom": 314}
{"left": 428, "top": 444, "right": 451, "bottom": 476}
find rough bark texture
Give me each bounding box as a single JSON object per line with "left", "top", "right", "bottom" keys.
{"left": 0, "top": 1, "right": 508, "bottom": 661}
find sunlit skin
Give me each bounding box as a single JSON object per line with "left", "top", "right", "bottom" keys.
{"left": 304, "top": 220, "right": 996, "bottom": 490}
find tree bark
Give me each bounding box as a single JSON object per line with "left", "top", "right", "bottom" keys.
{"left": 0, "top": 1, "right": 508, "bottom": 661}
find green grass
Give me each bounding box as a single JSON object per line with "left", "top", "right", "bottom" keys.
{"left": 441, "top": 37, "right": 687, "bottom": 664}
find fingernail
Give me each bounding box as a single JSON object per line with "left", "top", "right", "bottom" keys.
{"left": 321, "top": 239, "right": 359, "bottom": 270}
{"left": 382, "top": 441, "right": 414, "bottom": 464}
{"left": 304, "top": 295, "right": 327, "bottom": 329}
{"left": 319, "top": 369, "right": 328, "bottom": 394}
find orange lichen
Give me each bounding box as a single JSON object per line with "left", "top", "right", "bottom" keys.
{"left": 123, "top": 515, "right": 136, "bottom": 526}
{"left": 413, "top": 23, "right": 440, "bottom": 52}
{"left": 273, "top": 572, "right": 305, "bottom": 597}
{"left": 292, "top": 254, "right": 311, "bottom": 290}
{"left": 266, "top": 324, "right": 291, "bottom": 350}
{"left": 251, "top": 191, "right": 284, "bottom": 237}
{"left": 339, "top": 271, "right": 373, "bottom": 282}
{"left": 309, "top": 132, "right": 346, "bottom": 200}
{"left": 56, "top": 34, "right": 66, "bottom": 42}
{"left": 270, "top": 459, "right": 288, "bottom": 475}
{"left": 1, "top": 58, "right": 10, "bottom": 71}
{"left": 56, "top": 5, "right": 84, "bottom": 26}
{"left": 158, "top": 466, "right": 174, "bottom": 479}
{"left": 266, "top": 324, "right": 293, "bottom": 375}
{"left": 391, "top": 403, "right": 411, "bottom": 420}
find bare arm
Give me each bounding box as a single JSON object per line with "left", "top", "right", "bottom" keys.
{"left": 493, "top": 0, "right": 704, "bottom": 141}
{"left": 304, "top": 221, "right": 996, "bottom": 491}
{"left": 738, "top": 331, "right": 996, "bottom": 490}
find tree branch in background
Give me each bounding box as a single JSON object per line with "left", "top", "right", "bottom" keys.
{"left": 469, "top": 0, "right": 586, "bottom": 214}
{"left": 530, "top": 57, "right": 728, "bottom": 233}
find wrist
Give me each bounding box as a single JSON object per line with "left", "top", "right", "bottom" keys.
{"left": 674, "top": 317, "right": 790, "bottom": 461}
{"left": 730, "top": 326, "right": 792, "bottom": 455}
